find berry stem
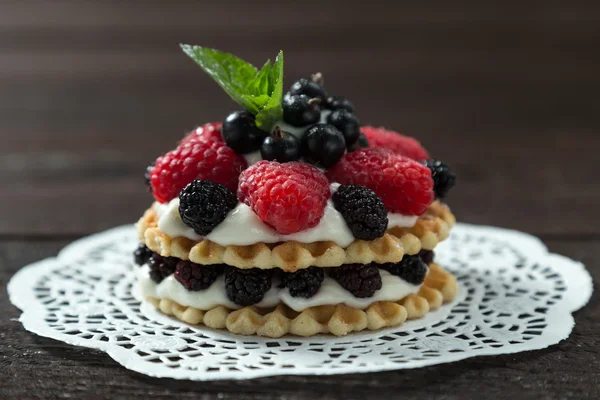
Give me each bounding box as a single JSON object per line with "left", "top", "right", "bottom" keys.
{"left": 271, "top": 125, "right": 284, "bottom": 139}
{"left": 311, "top": 72, "right": 324, "bottom": 85}
{"left": 307, "top": 97, "right": 322, "bottom": 109}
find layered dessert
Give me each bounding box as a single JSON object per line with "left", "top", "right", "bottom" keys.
{"left": 134, "top": 46, "right": 458, "bottom": 337}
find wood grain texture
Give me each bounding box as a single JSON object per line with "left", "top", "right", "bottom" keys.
{"left": 0, "top": 1, "right": 598, "bottom": 398}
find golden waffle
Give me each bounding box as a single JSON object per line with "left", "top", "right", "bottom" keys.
{"left": 145, "top": 263, "right": 458, "bottom": 337}
{"left": 137, "top": 201, "right": 455, "bottom": 272}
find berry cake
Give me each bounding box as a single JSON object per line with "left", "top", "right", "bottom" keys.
{"left": 135, "top": 46, "right": 458, "bottom": 337}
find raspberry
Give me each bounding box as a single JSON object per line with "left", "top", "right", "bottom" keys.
{"left": 332, "top": 184, "right": 388, "bottom": 240}
{"left": 329, "top": 264, "right": 382, "bottom": 298}
{"left": 326, "top": 148, "right": 434, "bottom": 216}
{"left": 133, "top": 244, "right": 153, "bottom": 266}
{"left": 175, "top": 261, "right": 224, "bottom": 291}
{"left": 418, "top": 249, "right": 435, "bottom": 265}
{"left": 425, "top": 159, "right": 457, "bottom": 199}
{"left": 179, "top": 180, "right": 238, "bottom": 235}
{"left": 179, "top": 122, "right": 223, "bottom": 146}
{"left": 150, "top": 137, "right": 247, "bottom": 203}
{"left": 380, "top": 255, "right": 428, "bottom": 285}
{"left": 361, "top": 126, "right": 429, "bottom": 161}
{"left": 224, "top": 267, "right": 272, "bottom": 306}
{"left": 238, "top": 161, "right": 330, "bottom": 234}
{"left": 147, "top": 254, "right": 178, "bottom": 283}
{"left": 280, "top": 267, "right": 324, "bottom": 298}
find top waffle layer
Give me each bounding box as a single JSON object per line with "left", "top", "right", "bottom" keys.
{"left": 137, "top": 201, "right": 455, "bottom": 272}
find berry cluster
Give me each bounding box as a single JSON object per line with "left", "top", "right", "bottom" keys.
{"left": 146, "top": 49, "right": 458, "bottom": 240}
{"left": 332, "top": 184, "right": 388, "bottom": 241}
{"left": 219, "top": 74, "right": 364, "bottom": 168}
{"left": 148, "top": 254, "right": 178, "bottom": 283}
{"left": 238, "top": 161, "right": 330, "bottom": 234}
{"left": 327, "top": 148, "right": 435, "bottom": 216}
{"left": 418, "top": 249, "right": 435, "bottom": 265}
{"left": 285, "top": 74, "right": 364, "bottom": 167}
{"left": 380, "top": 255, "right": 428, "bottom": 285}
{"left": 133, "top": 244, "right": 153, "bottom": 266}
{"left": 425, "top": 159, "right": 457, "bottom": 200}
{"left": 329, "top": 264, "right": 382, "bottom": 298}
{"left": 280, "top": 267, "right": 325, "bottom": 298}
{"left": 179, "top": 180, "right": 238, "bottom": 235}
{"left": 149, "top": 132, "right": 246, "bottom": 203}
{"left": 175, "top": 261, "right": 224, "bottom": 291}
{"left": 224, "top": 267, "right": 273, "bottom": 306}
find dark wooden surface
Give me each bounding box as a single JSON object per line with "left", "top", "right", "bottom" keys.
{"left": 1, "top": 1, "right": 599, "bottom": 399}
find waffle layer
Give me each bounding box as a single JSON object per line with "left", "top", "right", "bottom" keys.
{"left": 137, "top": 201, "right": 455, "bottom": 272}
{"left": 144, "top": 263, "right": 457, "bottom": 337}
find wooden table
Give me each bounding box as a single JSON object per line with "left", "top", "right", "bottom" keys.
{"left": 1, "top": 2, "right": 598, "bottom": 399}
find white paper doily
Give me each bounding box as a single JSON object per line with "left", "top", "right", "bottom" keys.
{"left": 8, "top": 223, "right": 592, "bottom": 380}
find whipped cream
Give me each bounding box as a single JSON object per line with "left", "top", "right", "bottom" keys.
{"left": 154, "top": 183, "right": 417, "bottom": 247}
{"left": 137, "top": 266, "right": 420, "bottom": 312}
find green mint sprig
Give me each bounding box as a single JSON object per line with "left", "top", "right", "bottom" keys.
{"left": 180, "top": 45, "right": 284, "bottom": 131}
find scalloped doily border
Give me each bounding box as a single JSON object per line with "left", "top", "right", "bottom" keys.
{"left": 8, "top": 223, "right": 593, "bottom": 380}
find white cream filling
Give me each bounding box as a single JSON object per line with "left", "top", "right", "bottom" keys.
{"left": 137, "top": 266, "right": 420, "bottom": 312}
{"left": 155, "top": 195, "right": 417, "bottom": 247}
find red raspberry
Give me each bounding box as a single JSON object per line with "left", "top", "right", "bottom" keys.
{"left": 326, "top": 148, "right": 434, "bottom": 216}
{"left": 238, "top": 161, "right": 330, "bottom": 234}
{"left": 361, "top": 126, "right": 429, "bottom": 161}
{"left": 180, "top": 122, "right": 223, "bottom": 146}
{"left": 150, "top": 138, "right": 247, "bottom": 203}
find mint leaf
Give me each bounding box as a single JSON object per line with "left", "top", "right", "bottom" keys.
{"left": 245, "top": 60, "right": 272, "bottom": 97}
{"left": 241, "top": 94, "right": 270, "bottom": 111}
{"left": 181, "top": 45, "right": 260, "bottom": 113}
{"left": 181, "top": 45, "right": 285, "bottom": 131}
{"left": 255, "top": 51, "right": 284, "bottom": 130}
{"left": 241, "top": 60, "right": 272, "bottom": 111}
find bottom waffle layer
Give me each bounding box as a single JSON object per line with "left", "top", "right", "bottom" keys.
{"left": 144, "top": 263, "right": 458, "bottom": 337}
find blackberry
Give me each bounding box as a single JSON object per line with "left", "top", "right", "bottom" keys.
{"left": 418, "top": 249, "right": 435, "bottom": 265}
{"left": 329, "top": 264, "right": 382, "bottom": 298}
{"left": 326, "top": 109, "right": 360, "bottom": 146}
{"left": 302, "top": 123, "right": 346, "bottom": 168}
{"left": 348, "top": 133, "right": 369, "bottom": 152}
{"left": 425, "top": 159, "right": 456, "bottom": 199}
{"left": 283, "top": 94, "right": 321, "bottom": 127}
{"left": 324, "top": 95, "right": 355, "bottom": 113}
{"left": 280, "top": 267, "right": 324, "bottom": 298}
{"left": 145, "top": 163, "right": 154, "bottom": 188}
{"left": 260, "top": 126, "right": 301, "bottom": 162}
{"left": 380, "top": 255, "right": 428, "bottom": 285}
{"left": 222, "top": 110, "right": 268, "bottom": 154}
{"left": 224, "top": 267, "right": 272, "bottom": 306}
{"left": 133, "top": 244, "right": 153, "bottom": 266}
{"left": 175, "top": 261, "right": 224, "bottom": 291}
{"left": 288, "top": 76, "right": 327, "bottom": 101}
{"left": 332, "top": 184, "right": 388, "bottom": 240}
{"left": 179, "top": 180, "right": 238, "bottom": 235}
{"left": 148, "top": 254, "right": 178, "bottom": 283}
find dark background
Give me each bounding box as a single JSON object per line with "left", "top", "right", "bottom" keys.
{"left": 1, "top": 1, "right": 598, "bottom": 399}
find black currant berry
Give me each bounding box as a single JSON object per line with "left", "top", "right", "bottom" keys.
{"left": 222, "top": 110, "right": 268, "bottom": 154}
{"left": 283, "top": 95, "right": 321, "bottom": 127}
{"left": 260, "top": 126, "right": 301, "bottom": 162}
{"left": 302, "top": 123, "right": 346, "bottom": 168}
{"left": 288, "top": 76, "right": 327, "bottom": 101}
{"left": 348, "top": 133, "right": 369, "bottom": 152}
{"left": 324, "top": 96, "right": 355, "bottom": 113}
{"left": 327, "top": 109, "right": 360, "bottom": 146}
